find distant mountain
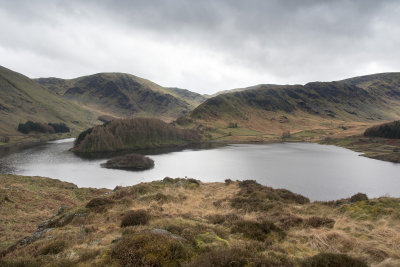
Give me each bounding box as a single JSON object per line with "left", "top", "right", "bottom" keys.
{"left": 205, "top": 84, "right": 278, "bottom": 98}
{"left": 37, "top": 73, "right": 205, "bottom": 120}
{"left": 0, "top": 66, "right": 99, "bottom": 137}
{"left": 165, "top": 87, "right": 207, "bottom": 107}
{"left": 341, "top": 72, "right": 400, "bottom": 100}
{"left": 189, "top": 74, "right": 400, "bottom": 139}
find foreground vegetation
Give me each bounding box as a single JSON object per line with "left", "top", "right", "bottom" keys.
{"left": 1, "top": 175, "right": 400, "bottom": 266}
{"left": 0, "top": 175, "right": 109, "bottom": 251}
{"left": 72, "top": 118, "right": 201, "bottom": 153}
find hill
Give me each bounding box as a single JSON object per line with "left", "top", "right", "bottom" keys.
{"left": 37, "top": 73, "right": 206, "bottom": 121}
{"left": 72, "top": 117, "right": 201, "bottom": 153}
{"left": 188, "top": 74, "right": 400, "bottom": 142}
{"left": 0, "top": 66, "right": 101, "bottom": 144}
{"left": 2, "top": 175, "right": 400, "bottom": 266}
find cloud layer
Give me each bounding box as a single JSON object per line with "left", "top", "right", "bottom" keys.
{"left": 1, "top": 0, "right": 399, "bottom": 94}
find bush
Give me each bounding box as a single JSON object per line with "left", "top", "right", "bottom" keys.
{"left": 224, "top": 179, "right": 233, "bottom": 185}
{"left": 237, "top": 180, "right": 309, "bottom": 205}
{"left": 48, "top": 122, "right": 70, "bottom": 133}
{"left": 304, "top": 216, "right": 335, "bottom": 228}
{"left": 17, "top": 121, "right": 70, "bottom": 134}
{"left": 228, "top": 122, "right": 238, "bottom": 128}
{"left": 120, "top": 210, "right": 150, "bottom": 227}
{"left": 86, "top": 197, "right": 114, "bottom": 212}
{"left": 36, "top": 240, "right": 67, "bottom": 255}
{"left": 17, "top": 121, "right": 54, "bottom": 134}
{"left": 101, "top": 153, "right": 154, "bottom": 171}
{"left": 111, "top": 232, "right": 192, "bottom": 266}
{"left": 231, "top": 220, "right": 285, "bottom": 241}
{"left": 364, "top": 120, "right": 400, "bottom": 139}
{"left": 350, "top": 193, "right": 368, "bottom": 203}
{"left": 206, "top": 214, "right": 239, "bottom": 225}
{"left": 0, "top": 136, "right": 9, "bottom": 143}
{"left": 279, "top": 215, "right": 304, "bottom": 230}
{"left": 301, "top": 252, "right": 367, "bottom": 267}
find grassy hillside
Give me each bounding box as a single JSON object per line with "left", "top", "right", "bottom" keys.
{"left": 2, "top": 176, "right": 400, "bottom": 266}
{"left": 72, "top": 117, "right": 201, "bottom": 153}
{"left": 37, "top": 74, "right": 206, "bottom": 121}
{"left": 188, "top": 75, "right": 400, "bottom": 142}
{"left": 0, "top": 174, "right": 109, "bottom": 251}
{"left": 0, "top": 66, "right": 101, "bottom": 144}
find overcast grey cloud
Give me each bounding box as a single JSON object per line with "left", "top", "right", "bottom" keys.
{"left": 0, "top": 0, "right": 399, "bottom": 94}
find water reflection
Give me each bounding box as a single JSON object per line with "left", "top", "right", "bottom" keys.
{"left": 1, "top": 140, "right": 399, "bottom": 201}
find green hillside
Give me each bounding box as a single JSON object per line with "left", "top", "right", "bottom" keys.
{"left": 188, "top": 74, "right": 400, "bottom": 142}
{"left": 0, "top": 66, "right": 100, "bottom": 143}
{"left": 37, "top": 73, "right": 206, "bottom": 121}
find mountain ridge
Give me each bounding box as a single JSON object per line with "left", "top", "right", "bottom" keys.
{"left": 36, "top": 73, "right": 206, "bottom": 120}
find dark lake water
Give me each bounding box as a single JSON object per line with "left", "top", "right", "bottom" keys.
{"left": 0, "top": 138, "right": 399, "bottom": 201}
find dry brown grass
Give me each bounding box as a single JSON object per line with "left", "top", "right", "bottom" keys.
{"left": 1, "top": 176, "right": 400, "bottom": 266}
{"left": 0, "top": 174, "right": 109, "bottom": 250}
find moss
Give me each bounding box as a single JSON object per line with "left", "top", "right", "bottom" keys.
{"left": 342, "top": 197, "right": 400, "bottom": 220}
{"left": 195, "top": 231, "right": 229, "bottom": 251}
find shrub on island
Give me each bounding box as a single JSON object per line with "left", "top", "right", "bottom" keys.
{"left": 101, "top": 153, "right": 154, "bottom": 171}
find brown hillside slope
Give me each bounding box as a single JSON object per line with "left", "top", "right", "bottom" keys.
{"left": 188, "top": 75, "right": 400, "bottom": 142}
{"left": 0, "top": 66, "right": 101, "bottom": 144}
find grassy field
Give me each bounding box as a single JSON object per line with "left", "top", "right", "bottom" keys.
{"left": 1, "top": 175, "right": 400, "bottom": 266}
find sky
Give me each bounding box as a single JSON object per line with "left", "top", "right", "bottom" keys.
{"left": 1, "top": 0, "right": 400, "bottom": 94}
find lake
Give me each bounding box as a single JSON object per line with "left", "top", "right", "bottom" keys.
{"left": 0, "top": 138, "right": 399, "bottom": 201}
